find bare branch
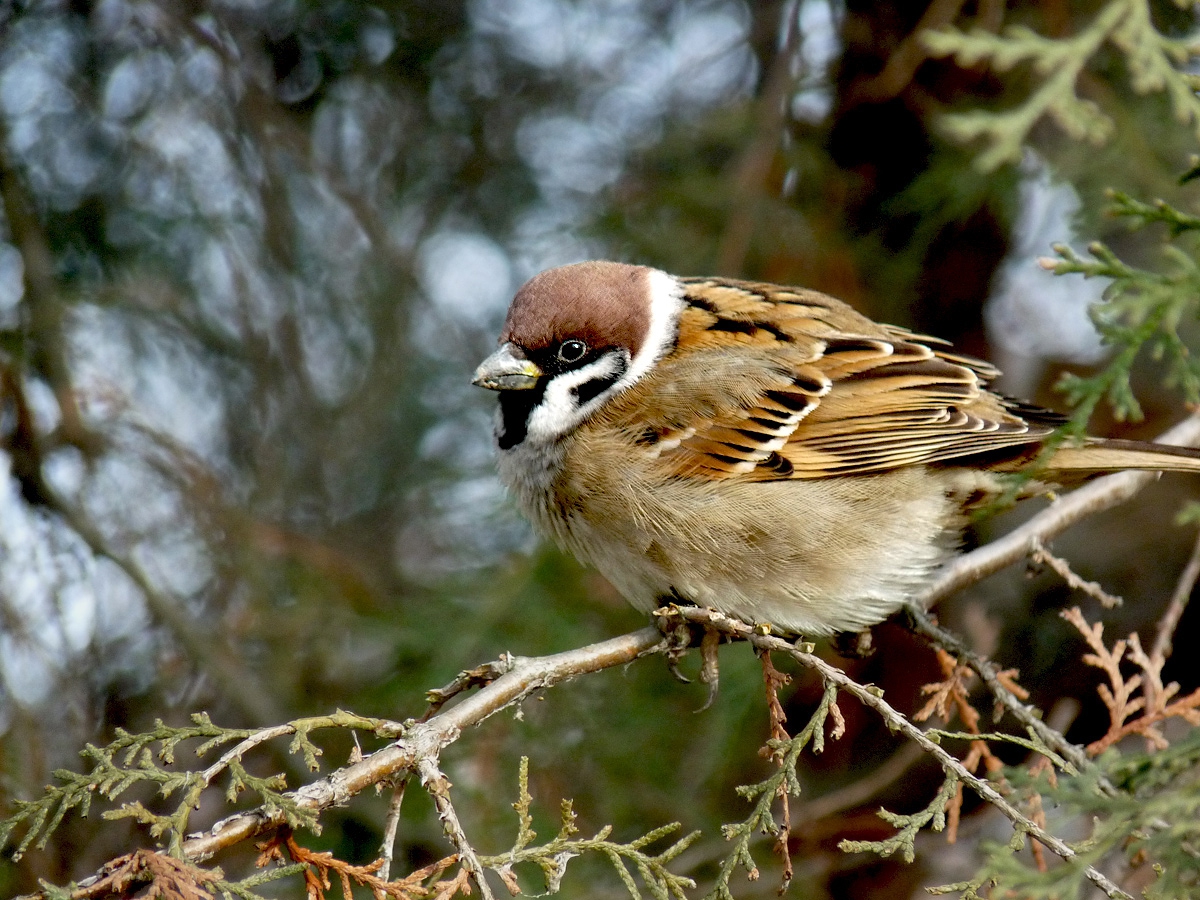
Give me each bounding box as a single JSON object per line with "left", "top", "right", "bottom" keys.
{"left": 377, "top": 777, "right": 408, "bottom": 884}
{"left": 1030, "top": 537, "right": 1125, "bottom": 609}
{"left": 418, "top": 757, "right": 497, "bottom": 900}
{"left": 1152, "top": 526, "right": 1200, "bottom": 663}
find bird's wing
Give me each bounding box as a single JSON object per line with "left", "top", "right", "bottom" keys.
{"left": 618, "top": 277, "right": 1058, "bottom": 480}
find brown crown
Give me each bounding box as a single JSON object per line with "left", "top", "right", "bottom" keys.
{"left": 501, "top": 261, "right": 653, "bottom": 356}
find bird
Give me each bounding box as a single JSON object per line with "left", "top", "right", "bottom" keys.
{"left": 473, "top": 261, "right": 1200, "bottom": 637}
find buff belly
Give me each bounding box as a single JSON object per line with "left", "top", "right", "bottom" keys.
{"left": 502, "top": 440, "right": 967, "bottom": 635}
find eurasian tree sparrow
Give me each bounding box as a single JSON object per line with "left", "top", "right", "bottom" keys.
{"left": 473, "top": 261, "right": 1200, "bottom": 635}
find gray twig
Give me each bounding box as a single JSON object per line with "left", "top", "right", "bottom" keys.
{"left": 417, "top": 757, "right": 495, "bottom": 900}
{"left": 1030, "top": 537, "right": 1124, "bottom": 608}
{"left": 377, "top": 776, "right": 408, "bottom": 883}
{"left": 1152, "top": 527, "right": 1200, "bottom": 664}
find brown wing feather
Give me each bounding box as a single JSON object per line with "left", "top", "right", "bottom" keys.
{"left": 602, "top": 277, "right": 1054, "bottom": 480}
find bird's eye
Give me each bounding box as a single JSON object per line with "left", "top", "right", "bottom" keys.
{"left": 557, "top": 339, "right": 587, "bottom": 364}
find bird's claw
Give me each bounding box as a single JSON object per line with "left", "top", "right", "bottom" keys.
{"left": 695, "top": 628, "right": 722, "bottom": 712}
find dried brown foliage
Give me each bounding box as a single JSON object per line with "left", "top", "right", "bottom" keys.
{"left": 78, "top": 850, "right": 221, "bottom": 900}
{"left": 1061, "top": 606, "right": 1200, "bottom": 755}
{"left": 915, "top": 648, "right": 1010, "bottom": 842}
{"left": 257, "top": 830, "right": 467, "bottom": 900}
{"left": 757, "top": 649, "right": 796, "bottom": 890}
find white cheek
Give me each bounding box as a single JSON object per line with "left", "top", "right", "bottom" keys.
{"left": 525, "top": 354, "right": 627, "bottom": 444}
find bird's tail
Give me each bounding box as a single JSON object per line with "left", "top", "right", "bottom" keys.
{"left": 1047, "top": 438, "right": 1200, "bottom": 474}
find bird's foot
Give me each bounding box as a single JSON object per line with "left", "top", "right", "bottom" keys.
{"left": 657, "top": 612, "right": 697, "bottom": 683}
{"left": 695, "top": 627, "right": 721, "bottom": 712}
{"left": 831, "top": 627, "right": 875, "bottom": 659}
{"left": 654, "top": 604, "right": 724, "bottom": 709}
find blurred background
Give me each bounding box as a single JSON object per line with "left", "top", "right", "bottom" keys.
{"left": 1, "top": 0, "right": 1199, "bottom": 896}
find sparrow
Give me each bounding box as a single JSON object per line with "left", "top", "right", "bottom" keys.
{"left": 473, "top": 261, "right": 1200, "bottom": 636}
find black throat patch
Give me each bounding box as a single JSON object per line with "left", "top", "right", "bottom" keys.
{"left": 497, "top": 379, "right": 548, "bottom": 450}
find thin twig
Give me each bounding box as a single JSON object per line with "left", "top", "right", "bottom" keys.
{"left": 908, "top": 608, "right": 1104, "bottom": 788}
{"left": 1152, "top": 527, "right": 1200, "bottom": 663}
{"left": 417, "top": 757, "right": 496, "bottom": 900}
{"left": 665, "top": 607, "right": 1133, "bottom": 900}
{"left": 377, "top": 777, "right": 408, "bottom": 883}
{"left": 1030, "top": 537, "right": 1125, "bottom": 608}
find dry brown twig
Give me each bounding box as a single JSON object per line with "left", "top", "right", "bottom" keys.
{"left": 1024, "top": 755, "right": 1058, "bottom": 873}
{"left": 755, "top": 649, "right": 796, "bottom": 888}
{"left": 77, "top": 850, "right": 220, "bottom": 900}
{"left": 913, "top": 648, "right": 1007, "bottom": 842}
{"left": 257, "top": 830, "right": 464, "bottom": 900}
{"left": 913, "top": 648, "right": 1057, "bottom": 868}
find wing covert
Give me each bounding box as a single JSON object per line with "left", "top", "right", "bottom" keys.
{"left": 620, "top": 278, "right": 1054, "bottom": 480}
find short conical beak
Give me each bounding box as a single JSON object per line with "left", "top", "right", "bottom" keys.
{"left": 472, "top": 343, "right": 543, "bottom": 391}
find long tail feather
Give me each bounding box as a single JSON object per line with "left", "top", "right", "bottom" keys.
{"left": 1048, "top": 438, "right": 1200, "bottom": 474}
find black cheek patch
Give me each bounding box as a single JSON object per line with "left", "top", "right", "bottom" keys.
{"left": 571, "top": 352, "right": 628, "bottom": 406}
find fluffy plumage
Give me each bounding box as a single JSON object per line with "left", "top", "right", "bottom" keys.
{"left": 474, "top": 261, "right": 1200, "bottom": 635}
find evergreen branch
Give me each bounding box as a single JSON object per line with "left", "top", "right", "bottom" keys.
{"left": 486, "top": 820, "right": 698, "bottom": 899}
{"left": 211, "top": 863, "right": 309, "bottom": 900}
{"left": 839, "top": 776, "right": 960, "bottom": 862}
{"left": 661, "top": 607, "right": 1136, "bottom": 900}
{"left": 925, "top": 729, "right": 1070, "bottom": 767}
{"left": 924, "top": 0, "right": 1200, "bottom": 170}
{"left": 1108, "top": 190, "right": 1200, "bottom": 235}
{"left": 482, "top": 757, "right": 697, "bottom": 899}
{"left": 177, "top": 628, "right": 666, "bottom": 865}
{"left": 945, "top": 731, "right": 1200, "bottom": 899}
{"left": 706, "top": 682, "right": 839, "bottom": 899}
{"left": 1043, "top": 235, "right": 1200, "bottom": 425}
{"left": 1, "top": 710, "right": 400, "bottom": 860}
